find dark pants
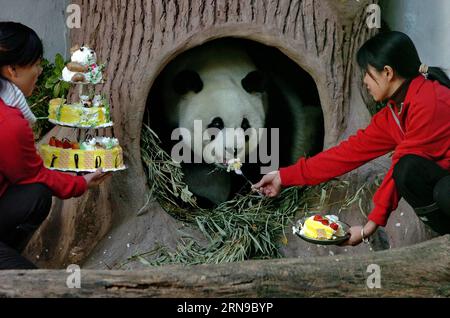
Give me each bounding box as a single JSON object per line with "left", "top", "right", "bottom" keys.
{"left": 393, "top": 154, "right": 450, "bottom": 234}
{"left": 0, "top": 184, "right": 52, "bottom": 269}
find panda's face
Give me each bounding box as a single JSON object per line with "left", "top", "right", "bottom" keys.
{"left": 174, "top": 69, "right": 267, "bottom": 163}
{"left": 71, "top": 46, "right": 97, "bottom": 65}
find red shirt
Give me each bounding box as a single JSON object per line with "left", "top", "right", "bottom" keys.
{"left": 279, "top": 75, "right": 450, "bottom": 226}
{"left": 0, "top": 98, "right": 87, "bottom": 199}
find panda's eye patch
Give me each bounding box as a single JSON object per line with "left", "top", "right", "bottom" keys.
{"left": 241, "top": 118, "right": 251, "bottom": 130}
{"left": 80, "top": 47, "right": 84, "bottom": 51}
{"left": 241, "top": 70, "right": 267, "bottom": 93}
{"left": 207, "top": 117, "right": 224, "bottom": 130}
{"left": 173, "top": 70, "right": 203, "bottom": 95}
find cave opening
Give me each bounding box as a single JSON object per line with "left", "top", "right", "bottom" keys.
{"left": 144, "top": 37, "right": 324, "bottom": 209}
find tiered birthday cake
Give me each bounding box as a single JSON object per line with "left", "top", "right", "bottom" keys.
{"left": 40, "top": 45, "right": 125, "bottom": 172}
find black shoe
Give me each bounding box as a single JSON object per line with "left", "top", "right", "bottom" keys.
{"left": 0, "top": 241, "right": 37, "bottom": 269}
{"left": 2, "top": 225, "right": 37, "bottom": 253}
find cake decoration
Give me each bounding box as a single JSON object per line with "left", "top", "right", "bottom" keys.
{"left": 62, "top": 45, "right": 105, "bottom": 84}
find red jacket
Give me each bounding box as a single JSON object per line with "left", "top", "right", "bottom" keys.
{"left": 0, "top": 98, "right": 87, "bottom": 199}
{"left": 279, "top": 75, "right": 450, "bottom": 226}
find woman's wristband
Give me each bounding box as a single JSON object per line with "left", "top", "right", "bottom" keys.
{"left": 361, "top": 227, "right": 370, "bottom": 244}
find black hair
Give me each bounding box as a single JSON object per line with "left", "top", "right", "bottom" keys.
{"left": 0, "top": 21, "right": 43, "bottom": 91}
{"left": 357, "top": 31, "right": 450, "bottom": 89}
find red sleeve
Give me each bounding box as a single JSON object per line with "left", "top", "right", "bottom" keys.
{"left": 279, "top": 107, "right": 397, "bottom": 186}
{"left": 368, "top": 166, "right": 397, "bottom": 226}
{"left": 0, "top": 116, "right": 87, "bottom": 199}
{"left": 369, "top": 87, "right": 448, "bottom": 226}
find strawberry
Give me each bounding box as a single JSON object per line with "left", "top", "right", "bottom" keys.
{"left": 330, "top": 223, "right": 339, "bottom": 231}
{"left": 62, "top": 139, "right": 72, "bottom": 149}
{"left": 49, "top": 136, "right": 57, "bottom": 147}
{"left": 320, "top": 219, "right": 329, "bottom": 226}
{"left": 71, "top": 142, "right": 80, "bottom": 149}
{"left": 55, "top": 139, "right": 63, "bottom": 148}
{"left": 313, "top": 215, "right": 323, "bottom": 221}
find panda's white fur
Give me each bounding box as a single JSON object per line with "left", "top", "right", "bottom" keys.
{"left": 71, "top": 46, "right": 97, "bottom": 65}
{"left": 162, "top": 42, "right": 267, "bottom": 164}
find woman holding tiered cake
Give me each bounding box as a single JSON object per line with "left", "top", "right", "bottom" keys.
{"left": 0, "top": 22, "right": 111, "bottom": 269}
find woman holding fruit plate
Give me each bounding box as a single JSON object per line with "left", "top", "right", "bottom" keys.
{"left": 254, "top": 31, "right": 450, "bottom": 246}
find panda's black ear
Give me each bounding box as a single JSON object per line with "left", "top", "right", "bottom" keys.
{"left": 241, "top": 70, "right": 267, "bottom": 93}
{"left": 173, "top": 70, "right": 203, "bottom": 95}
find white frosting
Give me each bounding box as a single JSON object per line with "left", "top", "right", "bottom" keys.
{"left": 325, "top": 215, "right": 339, "bottom": 223}
{"left": 81, "top": 137, "right": 119, "bottom": 150}
{"left": 92, "top": 95, "right": 103, "bottom": 107}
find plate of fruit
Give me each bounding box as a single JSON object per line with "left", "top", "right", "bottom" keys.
{"left": 292, "top": 214, "right": 350, "bottom": 245}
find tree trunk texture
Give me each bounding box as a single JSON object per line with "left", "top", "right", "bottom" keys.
{"left": 5, "top": 235, "right": 450, "bottom": 297}
{"left": 24, "top": 0, "right": 416, "bottom": 271}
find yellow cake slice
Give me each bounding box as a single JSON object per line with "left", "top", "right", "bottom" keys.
{"left": 302, "top": 217, "right": 335, "bottom": 239}
{"left": 48, "top": 97, "right": 112, "bottom": 128}
{"left": 300, "top": 215, "right": 345, "bottom": 240}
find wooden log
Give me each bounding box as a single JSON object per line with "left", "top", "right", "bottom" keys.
{"left": 5, "top": 235, "right": 450, "bottom": 298}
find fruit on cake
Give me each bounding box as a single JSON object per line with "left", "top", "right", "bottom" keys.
{"left": 48, "top": 95, "right": 112, "bottom": 128}
{"left": 300, "top": 214, "right": 346, "bottom": 240}
{"left": 40, "top": 136, "right": 125, "bottom": 172}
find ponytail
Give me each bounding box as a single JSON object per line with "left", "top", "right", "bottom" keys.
{"left": 427, "top": 67, "right": 450, "bottom": 89}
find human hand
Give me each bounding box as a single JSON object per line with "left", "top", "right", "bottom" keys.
{"left": 82, "top": 169, "right": 112, "bottom": 188}
{"left": 252, "top": 171, "right": 282, "bottom": 197}
{"left": 340, "top": 225, "right": 363, "bottom": 246}
{"left": 340, "top": 221, "right": 378, "bottom": 247}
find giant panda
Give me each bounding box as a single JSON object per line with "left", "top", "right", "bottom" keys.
{"left": 152, "top": 39, "right": 323, "bottom": 206}
{"left": 156, "top": 40, "right": 268, "bottom": 205}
